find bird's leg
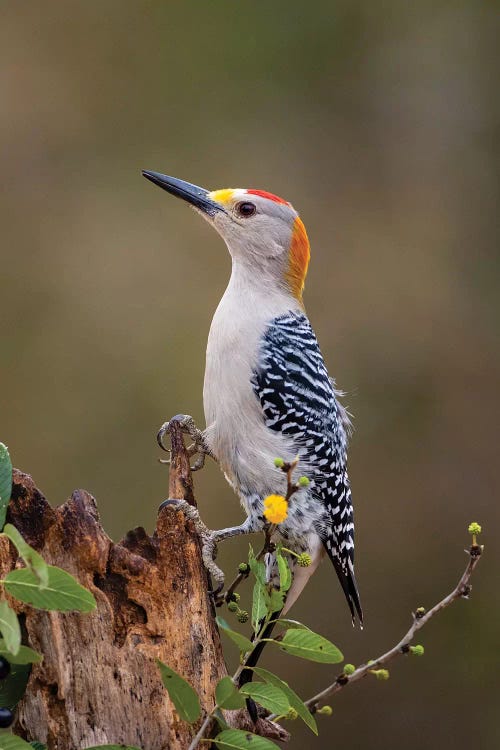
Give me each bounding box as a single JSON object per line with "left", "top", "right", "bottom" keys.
{"left": 210, "top": 515, "right": 264, "bottom": 545}
{"left": 159, "top": 498, "right": 262, "bottom": 593}
{"left": 157, "top": 414, "right": 214, "bottom": 471}
{"left": 201, "top": 516, "right": 264, "bottom": 597}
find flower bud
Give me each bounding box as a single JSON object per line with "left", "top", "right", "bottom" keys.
{"left": 297, "top": 552, "right": 312, "bottom": 567}
{"left": 371, "top": 669, "right": 389, "bottom": 681}
{"left": 317, "top": 705, "right": 333, "bottom": 716}
{"left": 410, "top": 644, "right": 425, "bottom": 656}
{"left": 468, "top": 522, "right": 481, "bottom": 536}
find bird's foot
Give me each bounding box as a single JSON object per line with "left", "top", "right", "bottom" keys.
{"left": 159, "top": 498, "right": 225, "bottom": 591}
{"left": 157, "top": 414, "right": 213, "bottom": 471}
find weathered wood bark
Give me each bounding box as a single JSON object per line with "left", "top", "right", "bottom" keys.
{"left": 0, "top": 422, "right": 227, "bottom": 749}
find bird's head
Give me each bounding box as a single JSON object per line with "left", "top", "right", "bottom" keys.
{"left": 143, "top": 171, "right": 310, "bottom": 302}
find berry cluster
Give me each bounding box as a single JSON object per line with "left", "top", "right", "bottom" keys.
{"left": 0, "top": 655, "right": 13, "bottom": 728}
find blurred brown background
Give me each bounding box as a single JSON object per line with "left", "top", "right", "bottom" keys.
{"left": 1, "top": 1, "right": 498, "bottom": 747}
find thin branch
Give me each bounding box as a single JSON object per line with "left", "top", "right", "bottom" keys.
{"left": 303, "top": 541, "right": 483, "bottom": 711}
{"left": 218, "top": 459, "right": 299, "bottom": 605}
{"left": 188, "top": 626, "right": 283, "bottom": 750}
{"left": 219, "top": 536, "right": 269, "bottom": 607}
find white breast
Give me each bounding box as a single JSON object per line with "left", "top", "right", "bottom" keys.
{"left": 203, "top": 262, "right": 301, "bottom": 499}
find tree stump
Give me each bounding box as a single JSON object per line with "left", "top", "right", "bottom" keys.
{"left": 0, "top": 421, "right": 227, "bottom": 750}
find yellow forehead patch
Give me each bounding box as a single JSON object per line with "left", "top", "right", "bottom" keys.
{"left": 209, "top": 188, "right": 236, "bottom": 205}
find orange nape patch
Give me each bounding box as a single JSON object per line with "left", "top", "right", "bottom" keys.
{"left": 209, "top": 188, "right": 236, "bottom": 205}
{"left": 247, "top": 189, "right": 289, "bottom": 205}
{"left": 286, "top": 217, "right": 310, "bottom": 301}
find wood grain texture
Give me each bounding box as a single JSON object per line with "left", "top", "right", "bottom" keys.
{"left": 0, "top": 421, "right": 227, "bottom": 749}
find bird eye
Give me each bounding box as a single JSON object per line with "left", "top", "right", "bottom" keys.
{"left": 236, "top": 201, "right": 257, "bottom": 218}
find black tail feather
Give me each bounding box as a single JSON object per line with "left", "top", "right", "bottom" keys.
{"left": 330, "top": 555, "right": 363, "bottom": 626}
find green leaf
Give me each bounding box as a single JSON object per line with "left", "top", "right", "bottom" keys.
{"left": 156, "top": 659, "right": 201, "bottom": 724}
{"left": 214, "top": 729, "right": 279, "bottom": 749}
{"left": 215, "top": 676, "right": 246, "bottom": 710}
{"left": 213, "top": 708, "right": 229, "bottom": 730}
{"left": 269, "top": 589, "right": 285, "bottom": 613}
{"left": 0, "top": 640, "right": 42, "bottom": 665}
{"left": 0, "top": 443, "right": 13, "bottom": 531}
{"left": 0, "top": 600, "right": 21, "bottom": 656}
{"left": 272, "top": 618, "right": 310, "bottom": 630}
{"left": 251, "top": 580, "right": 270, "bottom": 631}
{"left": 4, "top": 566, "right": 96, "bottom": 612}
{"left": 248, "top": 548, "right": 266, "bottom": 585}
{"left": 0, "top": 662, "right": 31, "bottom": 709}
{"left": 276, "top": 549, "right": 292, "bottom": 593}
{"left": 215, "top": 616, "right": 253, "bottom": 653}
{"left": 252, "top": 667, "right": 318, "bottom": 735}
{"left": 2, "top": 524, "right": 49, "bottom": 588}
{"left": 30, "top": 743, "right": 48, "bottom": 750}
{"left": 275, "top": 629, "right": 343, "bottom": 664}
{"left": 0, "top": 735, "right": 33, "bottom": 750}
{"left": 239, "top": 683, "right": 290, "bottom": 715}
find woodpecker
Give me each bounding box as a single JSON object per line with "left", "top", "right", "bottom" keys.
{"left": 143, "top": 171, "right": 362, "bottom": 625}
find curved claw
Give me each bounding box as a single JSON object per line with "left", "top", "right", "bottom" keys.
{"left": 157, "top": 421, "right": 171, "bottom": 452}
{"left": 157, "top": 414, "right": 193, "bottom": 450}
{"left": 200, "top": 534, "right": 225, "bottom": 588}
{"left": 189, "top": 449, "right": 206, "bottom": 472}
{"left": 158, "top": 498, "right": 182, "bottom": 511}
{"left": 157, "top": 415, "right": 213, "bottom": 471}
{"left": 209, "top": 581, "right": 225, "bottom": 599}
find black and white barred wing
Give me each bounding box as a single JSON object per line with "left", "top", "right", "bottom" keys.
{"left": 251, "top": 311, "right": 362, "bottom": 623}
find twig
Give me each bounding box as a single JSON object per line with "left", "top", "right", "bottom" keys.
{"left": 219, "top": 459, "right": 299, "bottom": 605}
{"left": 187, "top": 622, "right": 281, "bottom": 750}
{"left": 303, "top": 541, "right": 483, "bottom": 712}
{"left": 196, "top": 463, "right": 304, "bottom": 748}
{"left": 220, "top": 539, "right": 268, "bottom": 606}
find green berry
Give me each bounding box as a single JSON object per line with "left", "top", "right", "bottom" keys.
{"left": 237, "top": 611, "right": 249, "bottom": 623}
{"left": 468, "top": 522, "right": 481, "bottom": 536}
{"left": 343, "top": 663, "right": 355, "bottom": 676}
{"left": 410, "top": 644, "right": 425, "bottom": 656}
{"left": 227, "top": 601, "right": 238, "bottom": 613}
{"left": 372, "top": 669, "right": 389, "bottom": 681}
{"left": 297, "top": 552, "right": 312, "bottom": 567}
{"left": 317, "top": 705, "right": 333, "bottom": 716}
{"left": 298, "top": 476, "right": 310, "bottom": 487}
{"left": 274, "top": 457, "right": 285, "bottom": 468}
{"left": 238, "top": 563, "right": 249, "bottom": 575}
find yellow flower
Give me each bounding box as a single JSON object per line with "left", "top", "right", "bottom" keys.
{"left": 263, "top": 495, "right": 288, "bottom": 524}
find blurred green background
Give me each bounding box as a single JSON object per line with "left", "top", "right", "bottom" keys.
{"left": 1, "top": 1, "right": 498, "bottom": 747}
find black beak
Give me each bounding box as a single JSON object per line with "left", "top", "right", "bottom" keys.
{"left": 142, "top": 171, "right": 224, "bottom": 217}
